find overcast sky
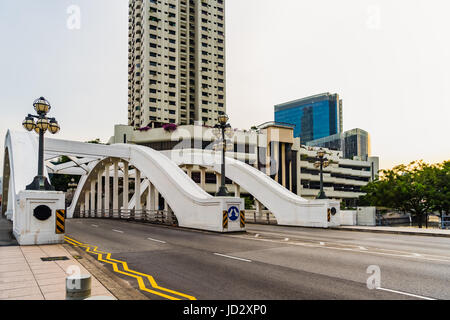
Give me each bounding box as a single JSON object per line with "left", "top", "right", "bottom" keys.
{"left": 0, "top": 0, "right": 449, "bottom": 170}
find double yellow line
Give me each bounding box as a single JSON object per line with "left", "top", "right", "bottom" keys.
{"left": 64, "top": 236, "right": 196, "bottom": 301}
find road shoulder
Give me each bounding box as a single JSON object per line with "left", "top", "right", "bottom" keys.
{"left": 64, "top": 244, "right": 149, "bottom": 300}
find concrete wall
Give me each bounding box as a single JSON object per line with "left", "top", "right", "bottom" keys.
{"left": 357, "top": 207, "right": 377, "bottom": 226}
{"left": 340, "top": 210, "right": 357, "bottom": 226}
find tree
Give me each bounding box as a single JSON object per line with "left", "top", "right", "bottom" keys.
{"left": 429, "top": 161, "right": 450, "bottom": 219}
{"left": 360, "top": 161, "right": 437, "bottom": 228}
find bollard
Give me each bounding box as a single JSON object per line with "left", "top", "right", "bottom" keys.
{"left": 66, "top": 274, "right": 92, "bottom": 300}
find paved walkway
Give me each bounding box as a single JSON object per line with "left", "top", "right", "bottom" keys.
{"left": 338, "top": 225, "right": 450, "bottom": 238}
{"left": 0, "top": 244, "right": 116, "bottom": 300}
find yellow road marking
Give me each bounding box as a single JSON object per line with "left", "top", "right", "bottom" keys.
{"left": 64, "top": 236, "right": 196, "bottom": 300}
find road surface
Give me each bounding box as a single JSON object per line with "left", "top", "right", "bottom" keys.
{"left": 66, "top": 219, "right": 450, "bottom": 300}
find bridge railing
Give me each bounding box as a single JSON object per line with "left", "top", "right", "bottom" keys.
{"left": 73, "top": 209, "right": 178, "bottom": 227}
{"left": 244, "top": 210, "right": 278, "bottom": 225}
{"left": 442, "top": 214, "right": 450, "bottom": 230}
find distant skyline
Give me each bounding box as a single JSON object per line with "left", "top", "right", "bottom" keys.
{"left": 0, "top": 0, "right": 449, "bottom": 171}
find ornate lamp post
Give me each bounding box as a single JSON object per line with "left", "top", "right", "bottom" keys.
{"left": 314, "top": 148, "right": 330, "bottom": 200}
{"left": 213, "top": 114, "right": 233, "bottom": 197}
{"left": 22, "top": 97, "right": 60, "bottom": 191}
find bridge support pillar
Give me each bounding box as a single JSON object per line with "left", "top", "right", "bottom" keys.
{"left": 186, "top": 166, "right": 192, "bottom": 179}
{"left": 255, "top": 199, "right": 263, "bottom": 219}
{"left": 13, "top": 191, "right": 65, "bottom": 245}
{"left": 90, "top": 180, "right": 95, "bottom": 218}
{"left": 148, "top": 182, "right": 156, "bottom": 210}
{"left": 216, "top": 173, "right": 221, "bottom": 193}
{"left": 135, "top": 169, "right": 142, "bottom": 220}
{"left": 154, "top": 189, "right": 160, "bottom": 211}
{"left": 200, "top": 167, "right": 206, "bottom": 190}
{"left": 97, "top": 169, "right": 103, "bottom": 218}
{"left": 123, "top": 161, "right": 129, "bottom": 218}
{"left": 164, "top": 200, "right": 171, "bottom": 223}
{"left": 234, "top": 183, "right": 241, "bottom": 198}
{"left": 104, "top": 164, "right": 110, "bottom": 218}
{"left": 113, "top": 161, "right": 119, "bottom": 218}
{"left": 84, "top": 190, "right": 90, "bottom": 218}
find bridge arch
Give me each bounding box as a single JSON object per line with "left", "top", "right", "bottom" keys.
{"left": 165, "top": 150, "right": 340, "bottom": 228}
{"left": 3, "top": 131, "right": 243, "bottom": 232}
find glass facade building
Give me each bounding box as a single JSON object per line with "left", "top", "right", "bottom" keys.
{"left": 274, "top": 93, "right": 343, "bottom": 144}
{"left": 306, "top": 128, "right": 371, "bottom": 160}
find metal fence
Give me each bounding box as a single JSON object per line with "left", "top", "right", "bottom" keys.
{"left": 244, "top": 210, "right": 278, "bottom": 225}
{"left": 73, "top": 209, "right": 178, "bottom": 227}
{"left": 442, "top": 214, "right": 450, "bottom": 230}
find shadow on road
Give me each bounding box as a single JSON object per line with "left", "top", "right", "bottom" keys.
{"left": 0, "top": 214, "right": 18, "bottom": 246}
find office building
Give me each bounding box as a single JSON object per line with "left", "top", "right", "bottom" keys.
{"left": 274, "top": 93, "right": 343, "bottom": 143}
{"left": 110, "top": 122, "right": 379, "bottom": 208}
{"left": 306, "top": 128, "right": 371, "bottom": 161}
{"left": 128, "top": 0, "right": 226, "bottom": 129}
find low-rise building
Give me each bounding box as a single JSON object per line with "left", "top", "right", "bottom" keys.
{"left": 306, "top": 128, "right": 371, "bottom": 161}
{"left": 109, "top": 123, "right": 379, "bottom": 208}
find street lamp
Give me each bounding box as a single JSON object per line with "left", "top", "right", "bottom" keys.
{"left": 314, "top": 148, "right": 330, "bottom": 200}
{"left": 22, "top": 97, "right": 60, "bottom": 191}
{"left": 213, "top": 114, "right": 233, "bottom": 197}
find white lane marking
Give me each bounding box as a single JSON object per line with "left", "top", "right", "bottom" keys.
{"left": 147, "top": 238, "right": 166, "bottom": 244}
{"left": 413, "top": 253, "right": 422, "bottom": 257}
{"left": 112, "top": 229, "right": 124, "bottom": 234}
{"left": 359, "top": 246, "right": 368, "bottom": 251}
{"left": 91, "top": 225, "right": 99, "bottom": 228}
{"left": 255, "top": 234, "right": 260, "bottom": 238}
{"left": 213, "top": 253, "right": 252, "bottom": 263}
{"left": 377, "top": 287, "right": 436, "bottom": 300}
{"left": 284, "top": 238, "right": 289, "bottom": 241}
{"left": 229, "top": 235, "right": 450, "bottom": 263}
{"left": 247, "top": 229, "right": 445, "bottom": 256}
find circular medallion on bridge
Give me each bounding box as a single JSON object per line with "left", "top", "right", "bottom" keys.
{"left": 228, "top": 206, "right": 240, "bottom": 222}
{"left": 33, "top": 205, "right": 52, "bottom": 221}
{"left": 331, "top": 207, "right": 337, "bottom": 216}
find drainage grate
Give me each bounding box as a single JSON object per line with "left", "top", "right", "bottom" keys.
{"left": 40, "top": 256, "right": 70, "bottom": 262}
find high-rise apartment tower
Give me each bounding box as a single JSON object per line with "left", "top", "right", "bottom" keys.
{"left": 128, "top": 0, "right": 226, "bottom": 129}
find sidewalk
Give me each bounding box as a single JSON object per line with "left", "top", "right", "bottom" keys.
{"left": 336, "top": 225, "right": 450, "bottom": 238}
{"left": 0, "top": 244, "right": 116, "bottom": 300}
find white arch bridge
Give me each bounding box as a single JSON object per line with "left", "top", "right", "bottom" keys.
{"left": 2, "top": 130, "right": 340, "bottom": 233}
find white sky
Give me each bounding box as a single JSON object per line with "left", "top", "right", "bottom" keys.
{"left": 0, "top": 0, "right": 449, "bottom": 170}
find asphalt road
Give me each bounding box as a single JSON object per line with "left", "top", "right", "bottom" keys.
{"left": 66, "top": 219, "right": 450, "bottom": 300}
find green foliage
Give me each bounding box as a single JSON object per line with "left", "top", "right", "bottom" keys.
{"left": 86, "top": 139, "right": 102, "bottom": 144}
{"left": 244, "top": 196, "right": 254, "bottom": 210}
{"left": 58, "top": 155, "right": 71, "bottom": 164}
{"left": 49, "top": 174, "right": 80, "bottom": 192}
{"left": 49, "top": 156, "right": 80, "bottom": 192}
{"left": 359, "top": 160, "right": 450, "bottom": 228}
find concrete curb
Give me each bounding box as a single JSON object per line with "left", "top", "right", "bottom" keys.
{"left": 63, "top": 244, "right": 150, "bottom": 300}
{"left": 331, "top": 227, "right": 450, "bottom": 238}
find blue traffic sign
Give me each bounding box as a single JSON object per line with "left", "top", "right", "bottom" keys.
{"left": 228, "top": 206, "right": 240, "bottom": 222}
